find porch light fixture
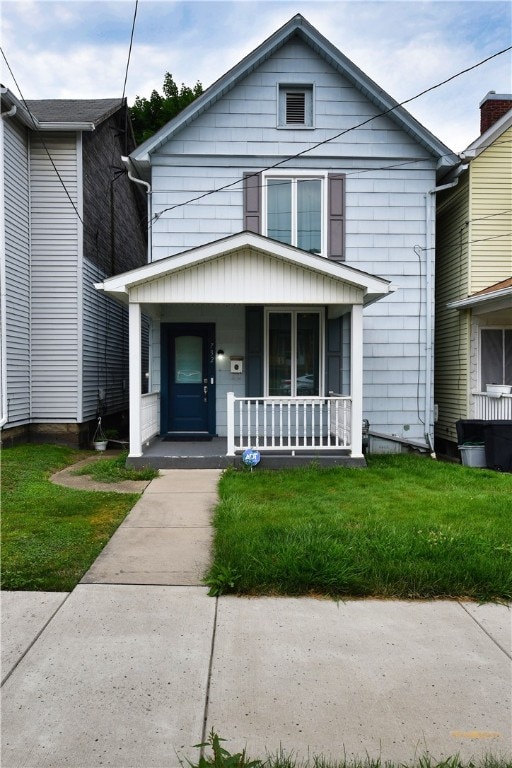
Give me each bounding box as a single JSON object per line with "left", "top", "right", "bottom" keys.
{"left": 217, "top": 349, "right": 225, "bottom": 358}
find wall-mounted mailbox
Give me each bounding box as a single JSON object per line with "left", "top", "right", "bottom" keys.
{"left": 230, "top": 357, "right": 243, "bottom": 374}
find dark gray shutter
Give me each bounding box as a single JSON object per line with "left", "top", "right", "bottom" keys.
{"left": 243, "top": 172, "right": 261, "bottom": 233}
{"left": 326, "top": 316, "right": 348, "bottom": 395}
{"left": 246, "top": 307, "right": 264, "bottom": 396}
{"left": 328, "top": 173, "right": 345, "bottom": 260}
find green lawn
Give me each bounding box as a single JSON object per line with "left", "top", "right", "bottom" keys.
{"left": 206, "top": 455, "right": 512, "bottom": 601}
{"left": 1, "top": 444, "right": 141, "bottom": 591}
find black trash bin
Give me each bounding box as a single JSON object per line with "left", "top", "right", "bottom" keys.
{"left": 456, "top": 420, "right": 488, "bottom": 445}
{"left": 483, "top": 422, "right": 512, "bottom": 472}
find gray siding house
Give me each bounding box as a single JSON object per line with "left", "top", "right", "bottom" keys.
{"left": 1, "top": 88, "right": 147, "bottom": 446}
{"left": 97, "top": 15, "right": 457, "bottom": 466}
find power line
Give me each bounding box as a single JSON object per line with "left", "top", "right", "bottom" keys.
{"left": 1, "top": 47, "right": 85, "bottom": 225}
{"left": 122, "top": 0, "right": 138, "bottom": 103}
{"left": 151, "top": 43, "right": 512, "bottom": 224}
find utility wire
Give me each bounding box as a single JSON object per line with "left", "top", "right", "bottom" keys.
{"left": 1, "top": 46, "right": 85, "bottom": 225}
{"left": 122, "top": 0, "right": 138, "bottom": 103}
{"left": 151, "top": 43, "right": 512, "bottom": 224}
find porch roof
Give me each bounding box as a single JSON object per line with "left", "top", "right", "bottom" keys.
{"left": 96, "top": 232, "right": 392, "bottom": 308}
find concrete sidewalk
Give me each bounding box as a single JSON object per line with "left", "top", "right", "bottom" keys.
{"left": 2, "top": 470, "right": 511, "bottom": 768}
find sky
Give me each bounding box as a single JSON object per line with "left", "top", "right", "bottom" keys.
{"left": 1, "top": 0, "right": 511, "bottom": 152}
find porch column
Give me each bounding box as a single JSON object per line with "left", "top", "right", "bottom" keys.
{"left": 350, "top": 303, "right": 364, "bottom": 458}
{"left": 129, "top": 301, "right": 142, "bottom": 457}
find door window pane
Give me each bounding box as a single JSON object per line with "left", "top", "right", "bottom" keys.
{"left": 175, "top": 336, "right": 202, "bottom": 383}
{"left": 505, "top": 331, "right": 512, "bottom": 385}
{"left": 297, "top": 313, "right": 319, "bottom": 394}
{"left": 297, "top": 179, "right": 321, "bottom": 254}
{"left": 267, "top": 179, "right": 291, "bottom": 245}
{"left": 268, "top": 313, "right": 291, "bottom": 395}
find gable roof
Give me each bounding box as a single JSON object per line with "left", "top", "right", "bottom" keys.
{"left": 461, "top": 104, "right": 512, "bottom": 160}
{"left": 131, "top": 14, "right": 456, "bottom": 170}
{"left": 1, "top": 87, "right": 124, "bottom": 131}
{"left": 447, "top": 276, "right": 512, "bottom": 310}
{"left": 96, "top": 231, "right": 392, "bottom": 307}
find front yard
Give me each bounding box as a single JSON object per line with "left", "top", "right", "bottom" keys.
{"left": 1, "top": 444, "right": 141, "bottom": 591}
{"left": 206, "top": 455, "right": 512, "bottom": 601}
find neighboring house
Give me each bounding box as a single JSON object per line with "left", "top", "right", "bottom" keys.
{"left": 435, "top": 93, "right": 512, "bottom": 457}
{"left": 97, "top": 14, "right": 457, "bottom": 467}
{"left": 0, "top": 88, "right": 147, "bottom": 447}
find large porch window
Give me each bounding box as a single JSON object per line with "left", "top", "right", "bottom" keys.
{"left": 481, "top": 328, "right": 512, "bottom": 388}
{"left": 266, "top": 309, "right": 323, "bottom": 396}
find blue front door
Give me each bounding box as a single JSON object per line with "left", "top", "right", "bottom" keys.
{"left": 161, "top": 323, "right": 216, "bottom": 436}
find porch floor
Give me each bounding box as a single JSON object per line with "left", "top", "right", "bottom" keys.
{"left": 129, "top": 437, "right": 366, "bottom": 470}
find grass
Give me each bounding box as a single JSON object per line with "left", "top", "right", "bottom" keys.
{"left": 72, "top": 450, "right": 158, "bottom": 483}
{"left": 1, "top": 444, "right": 141, "bottom": 591}
{"left": 205, "top": 455, "right": 512, "bottom": 601}
{"left": 188, "top": 730, "right": 511, "bottom": 768}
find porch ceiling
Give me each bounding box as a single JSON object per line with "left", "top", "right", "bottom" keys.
{"left": 96, "top": 232, "right": 391, "bottom": 307}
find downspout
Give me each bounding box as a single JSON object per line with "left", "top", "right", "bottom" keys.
{"left": 424, "top": 173, "right": 464, "bottom": 452}
{"left": 121, "top": 156, "right": 152, "bottom": 263}
{"left": 0, "top": 105, "right": 17, "bottom": 429}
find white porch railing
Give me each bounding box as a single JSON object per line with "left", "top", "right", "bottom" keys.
{"left": 141, "top": 392, "right": 160, "bottom": 443}
{"left": 473, "top": 393, "right": 512, "bottom": 420}
{"left": 226, "top": 392, "right": 352, "bottom": 455}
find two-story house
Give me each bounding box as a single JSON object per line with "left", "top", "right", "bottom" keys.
{"left": 0, "top": 88, "right": 148, "bottom": 447}
{"left": 97, "top": 14, "right": 457, "bottom": 467}
{"left": 435, "top": 92, "right": 512, "bottom": 459}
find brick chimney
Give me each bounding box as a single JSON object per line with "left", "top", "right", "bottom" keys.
{"left": 480, "top": 92, "right": 512, "bottom": 134}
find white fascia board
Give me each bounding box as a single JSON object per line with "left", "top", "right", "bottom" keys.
{"left": 447, "top": 287, "right": 512, "bottom": 310}
{"left": 38, "top": 122, "right": 95, "bottom": 131}
{"left": 97, "top": 232, "right": 392, "bottom": 299}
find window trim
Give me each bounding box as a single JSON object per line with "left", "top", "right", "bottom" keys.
{"left": 277, "top": 84, "right": 315, "bottom": 129}
{"left": 261, "top": 170, "right": 327, "bottom": 256}
{"left": 479, "top": 325, "right": 512, "bottom": 389}
{"left": 263, "top": 307, "right": 325, "bottom": 397}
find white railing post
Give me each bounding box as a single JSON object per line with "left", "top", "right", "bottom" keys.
{"left": 350, "top": 304, "right": 363, "bottom": 458}
{"left": 227, "top": 392, "right": 236, "bottom": 456}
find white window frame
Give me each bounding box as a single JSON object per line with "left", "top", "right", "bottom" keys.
{"left": 261, "top": 170, "right": 328, "bottom": 256}
{"left": 479, "top": 325, "right": 512, "bottom": 389}
{"left": 277, "top": 84, "right": 315, "bottom": 128}
{"left": 264, "top": 307, "right": 325, "bottom": 397}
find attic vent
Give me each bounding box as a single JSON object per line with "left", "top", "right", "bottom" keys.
{"left": 286, "top": 91, "right": 306, "bottom": 123}
{"left": 278, "top": 85, "right": 313, "bottom": 128}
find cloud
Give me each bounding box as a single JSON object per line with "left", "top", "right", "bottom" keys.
{"left": 1, "top": 0, "right": 510, "bottom": 151}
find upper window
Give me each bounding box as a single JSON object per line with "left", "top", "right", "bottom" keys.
{"left": 264, "top": 175, "right": 324, "bottom": 255}
{"left": 278, "top": 85, "right": 313, "bottom": 128}
{"left": 481, "top": 328, "right": 512, "bottom": 389}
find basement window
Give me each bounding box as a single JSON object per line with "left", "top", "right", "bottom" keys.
{"left": 278, "top": 85, "right": 313, "bottom": 128}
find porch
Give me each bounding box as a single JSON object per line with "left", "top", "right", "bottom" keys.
{"left": 96, "top": 232, "right": 392, "bottom": 468}
{"left": 132, "top": 391, "right": 364, "bottom": 469}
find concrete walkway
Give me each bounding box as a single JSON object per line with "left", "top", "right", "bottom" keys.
{"left": 2, "top": 470, "right": 511, "bottom": 768}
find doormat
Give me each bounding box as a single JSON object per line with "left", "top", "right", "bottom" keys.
{"left": 163, "top": 434, "right": 213, "bottom": 442}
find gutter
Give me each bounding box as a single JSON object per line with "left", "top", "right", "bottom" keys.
{"left": 447, "top": 286, "right": 512, "bottom": 310}
{"left": 122, "top": 156, "right": 152, "bottom": 263}
{"left": 0, "top": 104, "right": 13, "bottom": 427}
{"left": 422, "top": 174, "right": 464, "bottom": 452}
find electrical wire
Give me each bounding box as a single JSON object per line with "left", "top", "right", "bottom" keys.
{"left": 122, "top": 0, "right": 138, "bottom": 103}
{"left": 150, "top": 43, "right": 512, "bottom": 224}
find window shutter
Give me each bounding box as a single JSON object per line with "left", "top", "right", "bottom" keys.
{"left": 286, "top": 92, "right": 306, "bottom": 124}
{"left": 326, "top": 315, "right": 350, "bottom": 395}
{"left": 246, "top": 307, "right": 264, "bottom": 396}
{"left": 328, "top": 173, "right": 345, "bottom": 260}
{"left": 243, "top": 172, "right": 261, "bottom": 233}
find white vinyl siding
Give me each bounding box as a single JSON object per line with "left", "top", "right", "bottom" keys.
{"left": 3, "top": 118, "right": 31, "bottom": 426}
{"left": 29, "top": 132, "right": 80, "bottom": 420}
